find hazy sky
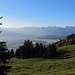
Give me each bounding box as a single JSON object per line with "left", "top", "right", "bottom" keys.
{"left": 0, "top": 0, "right": 75, "bottom": 28}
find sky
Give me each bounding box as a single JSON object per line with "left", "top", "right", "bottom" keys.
{"left": 0, "top": 0, "right": 75, "bottom": 28}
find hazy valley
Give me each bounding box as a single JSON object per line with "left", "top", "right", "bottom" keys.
{"left": 0, "top": 26, "right": 75, "bottom": 50}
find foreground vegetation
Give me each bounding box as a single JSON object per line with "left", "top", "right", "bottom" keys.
{"left": 8, "top": 45, "right": 75, "bottom": 75}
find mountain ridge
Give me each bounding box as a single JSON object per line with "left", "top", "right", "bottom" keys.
{"left": 0, "top": 26, "right": 75, "bottom": 50}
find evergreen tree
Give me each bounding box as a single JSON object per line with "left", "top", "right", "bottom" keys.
{"left": 20, "top": 40, "right": 34, "bottom": 58}
{"left": 0, "top": 42, "right": 11, "bottom": 75}
{"left": 34, "top": 43, "right": 40, "bottom": 57}
{"left": 15, "top": 48, "right": 20, "bottom": 58}
{"left": 10, "top": 49, "right": 14, "bottom": 58}
{"left": 47, "top": 44, "right": 57, "bottom": 57}
{"left": 0, "top": 17, "right": 11, "bottom": 75}
{"left": 39, "top": 43, "right": 44, "bottom": 57}
{"left": 15, "top": 40, "right": 57, "bottom": 58}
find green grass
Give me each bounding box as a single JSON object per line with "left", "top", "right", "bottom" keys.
{"left": 8, "top": 45, "right": 75, "bottom": 75}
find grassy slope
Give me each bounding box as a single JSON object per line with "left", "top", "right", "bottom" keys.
{"left": 8, "top": 45, "right": 75, "bottom": 75}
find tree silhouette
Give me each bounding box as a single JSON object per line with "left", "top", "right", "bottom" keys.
{"left": 47, "top": 44, "right": 57, "bottom": 57}
{"left": 16, "top": 40, "right": 34, "bottom": 59}
{"left": 34, "top": 43, "right": 40, "bottom": 57}
{"left": 0, "top": 17, "right": 11, "bottom": 75}
{"left": 10, "top": 49, "right": 14, "bottom": 58}
{"left": 15, "top": 48, "right": 20, "bottom": 58}
{"left": 0, "top": 42, "right": 11, "bottom": 75}
{"left": 15, "top": 40, "right": 57, "bottom": 59}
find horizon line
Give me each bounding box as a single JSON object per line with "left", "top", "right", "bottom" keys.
{"left": 0, "top": 26, "right": 75, "bottom": 28}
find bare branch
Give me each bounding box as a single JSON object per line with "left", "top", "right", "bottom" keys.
{"left": 0, "top": 16, "right": 3, "bottom": 19}
{"left": 0, "top": 23, "right": 2, "bottom": 25}
{"left": 0, "top": 31, "right": 2, "bottom": 33}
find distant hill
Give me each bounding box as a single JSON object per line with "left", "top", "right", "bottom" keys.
{"left": 54, "top": 34, "right": 75, "bottom": 47}
{"left": 1, "top": 26, "right": 75, "bottom": 39}
{"left": 0, "top": 26, "right": 75, "bottom": 50}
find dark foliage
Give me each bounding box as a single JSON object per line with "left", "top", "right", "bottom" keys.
{"left": 47, "top": 44, "right": 57, "bottom": 57}
{"left": 0, "top": 16, "right": 11, "bottom": 75}
{"left": 0, "top": 42, "right": 11, "bottom": 75}
{"left": 10, "top": 49, "right": 14, "bottom": 58}
{"left": 15, "top": 48, "right": 20, "bottom": 58}
{"left": 15, "top": 40, "right": 57, "bottom": 59}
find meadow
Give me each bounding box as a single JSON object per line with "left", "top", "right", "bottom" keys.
{"left": 8, "top": 45, "right": 75, "bottom": 75}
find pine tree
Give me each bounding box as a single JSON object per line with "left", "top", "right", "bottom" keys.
{"left": 47, "top": 44, "right": 57, "bottom": 57}
{"left": 10, "top": 49, "right": 14, "bottom": 58}
{"left": 18, "top": 40, "right": 34, "bottom": 59}
{"left": 15, "top": 48, "right": 20, "bottom": 58}
{"left": 0, "top": 42, "right": 11, "bottom": 75}
{"left": 0, "top": 17, "right": 11, "bottom": 75}
{"left": 34, "top": 43, "right": 40, "bottom": 57}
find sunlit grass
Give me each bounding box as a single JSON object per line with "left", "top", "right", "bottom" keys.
{"left": 8, "top": 45, "right": 75, "bottom": 75}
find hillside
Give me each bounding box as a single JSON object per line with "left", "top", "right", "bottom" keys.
{"left": 55, "top": 34, "right": 75, "bottom": 48}
{"left": 8, "top": 45, "right": 75, "bottom": 75}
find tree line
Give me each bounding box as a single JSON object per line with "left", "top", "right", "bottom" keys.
{"left": 14, "top": 40, "right": 57, "bottom": 59}
{"left": 12, "top": 34, "right": 75, "bottom": 59}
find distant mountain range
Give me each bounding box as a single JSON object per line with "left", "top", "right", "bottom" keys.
{"left": 0, "top": 26, "right": 75, "bottom": 50}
